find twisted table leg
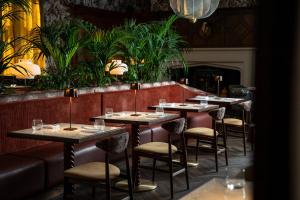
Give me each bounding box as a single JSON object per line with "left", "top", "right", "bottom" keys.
{"left": 63, "top": 143, "right": 75, "bottom": 199}
{"left": 132, "top": 124, "right": 141, "bottom": 186}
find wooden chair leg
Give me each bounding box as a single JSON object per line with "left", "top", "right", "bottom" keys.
{"left": 152, "top": 158, "right": 157, "bottom": 182}
{"left": 105, "top": 153, "right": 111, "bottom": 200}
{"left": 195, "top": 137, "right": 200, "bottom": 162}
{"left": 182, "top": 136, "right": 190, "bottom": 190}
{"left": 92, "top": 186, "right": 96, "bottom": 199}
{"left": 222, "top": 124, "right": 229, "bottom": 166}
{"left": 243, "top": 127, "right": 247, "bottom": 156}
{"left": 125, "top": 149, "right": 133, "bottom": 200}
{"left": 214, "top": 138, "right": 218, "bottom": 172}
{"left": 168, "top": 156, "right": 174, "bottom": 199}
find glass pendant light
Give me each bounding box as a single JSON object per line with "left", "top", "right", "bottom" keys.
{"left": 169, "top": 0, "right": 220, "bottom": 23}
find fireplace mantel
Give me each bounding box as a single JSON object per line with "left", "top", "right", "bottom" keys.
{"left": 181, "top": 48, "right": 256, "bottom": 87}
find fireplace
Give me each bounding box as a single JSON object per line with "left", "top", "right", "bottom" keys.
{"left": 171, "top": 65, "right": 240, "bottom": 96}
{"left": 172, "top": 48, "right": 256, "bottom": 87}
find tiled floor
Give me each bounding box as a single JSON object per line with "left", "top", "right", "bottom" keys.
{"left": 27, "top": 136, "right": 254, "bottom": 200}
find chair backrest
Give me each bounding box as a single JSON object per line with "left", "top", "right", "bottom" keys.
{"left": 96, "top": 132, "right": 129, "bottom": 154}
{"left": 239, "top": 100, "right": 252, "bottom": 112}
{"left": 208, "top": 107, "right": 226, "bottom": 120}
{"left": 161, "top": 118, "right": 185, "bottom": 135}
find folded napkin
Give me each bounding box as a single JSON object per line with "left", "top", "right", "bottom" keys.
{"left": 146, "top": 114, "right": 164, "bottom": 118}
{"left": 81, "top": 126, "right": 102, "bottom": 133}
{"left": 43, "top": 124, "right": 60, "bottom": 130}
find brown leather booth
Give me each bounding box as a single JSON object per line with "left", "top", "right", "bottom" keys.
{"left": 0, "top": 83, "right": 210, "bottom": 200}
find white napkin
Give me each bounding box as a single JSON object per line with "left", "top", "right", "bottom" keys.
{"left": 81, "top": 126, "right": 101, "bottom": 132}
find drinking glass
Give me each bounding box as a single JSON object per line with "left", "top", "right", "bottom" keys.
{"left": 155, "top": 106, "right": 164, "bottom": 115}
{"left": 32, "top": 119, "right": 43, "bottom": 131}
{"left": 225, "top": 167, "right": 246, "bottom": 190}
{"left": 94, "top": 119, "right": 105, "bottom": 130}
{"left": 105, "top": 108, "right": 113, "bottom": 117}
{"left": 159, "top": 99, "right": 166, "bottom": 106}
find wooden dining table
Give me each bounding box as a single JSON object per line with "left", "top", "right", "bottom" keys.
{"left": 7, "top": 123, "right": 126, "bottom": 200}
{"left": 187, "top": 96, "right": 246, "bottom": 107}
{"left": 148, "top": 103, "right": 219, "bottom": 129}
{"left": 90, "top": 111, "right": 179, "bottom": 192}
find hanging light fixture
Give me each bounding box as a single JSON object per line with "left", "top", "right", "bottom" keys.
{"left": 169, "top": 0, "right": 220, "bottom": 23}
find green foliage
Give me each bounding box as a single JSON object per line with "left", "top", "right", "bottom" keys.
{"left": 80, "top": 27, "right": 127, "bottom": 86}
{"left": 0, "top": 0, "right": 30, "bottom": 87}
{"left": 24, "top": 15, "right": 188, "bottom": 89}
{"left": 0, "top": 0, "right": 31, "bottom": 33}
{"left": 25, "top": 20, "right": 87, "bottom": 89}
{"left": 0, "top": 39, "right": 25, "bottom": 75}
{"left": 120, "top": 15, "right": 187, "bottom": 82}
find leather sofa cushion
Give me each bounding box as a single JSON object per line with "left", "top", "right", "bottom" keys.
{"left": 0, "top": 154, "right": 44, "bottom": 200}
{"left": 187, "top": 112, "right": 212, "bottom": 128}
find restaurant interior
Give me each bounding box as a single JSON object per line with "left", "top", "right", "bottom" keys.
{"left": 0, "top": 0, "right": 298, "bottom": 200}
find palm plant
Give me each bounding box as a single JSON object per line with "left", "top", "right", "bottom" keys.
{"left": 0, "top": 0, "right": 30, "bottom": 33}
{"left": 81, "top": 26, "right": 128, "bottom": 86}
{"left": 121, "top": 15, "right": 187, "bottom": 83}
{"left": 0, "top": 0, "right": 30, "bottom": 88}
{"left": 24, "top": 21, "right": 85, "bottom": 89}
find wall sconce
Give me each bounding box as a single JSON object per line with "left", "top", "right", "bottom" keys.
{"left": 179, "top": 78, "right": 188, "bottom": 106}
{"left": 64, "top": 88, "right": 78, "bottom": 131}
{"left": 169, "top": 0, "right": 220, "bottom": 23}
{"left": 130, "top": 82, "right": 141, "bottom": 116}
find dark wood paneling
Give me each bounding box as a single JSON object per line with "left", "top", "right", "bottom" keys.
{"left": 67, "top": 4, "right": 256, "bottom": 47}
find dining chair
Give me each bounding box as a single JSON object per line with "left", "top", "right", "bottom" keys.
{"left": 133, "top": 118, "right": 189, "bottom": 199}
{"left": 185, "top": 107, "right": 227, "bottom": 172}
{"left": 64, "top": 132, "right": 133, "bottom": 200}
{"left": 220, "top": 100, "right": 253, "bottom": 155}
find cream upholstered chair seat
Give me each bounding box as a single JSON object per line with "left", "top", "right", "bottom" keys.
{"left": 185, "top": 127, "right": 219, "bottom": 137}
{"left": 64, "top": 162, "right": 120, "bottom": 181}
{"left": 134, "top": 142, "right": 177, "bottom": 154}
{"left": 223, "top": 118, "right": 243, "bottom": 126}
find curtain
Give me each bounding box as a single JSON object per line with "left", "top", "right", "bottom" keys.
{"left": 2, "top": 0, "right": 44, "bottom": 68}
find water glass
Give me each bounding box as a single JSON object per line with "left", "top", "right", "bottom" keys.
{"left": 32, "top": 119, "right": 43, "bottom": 131}
{"left": 94, "top": 119, "right": 105, "bottom": 130}
{"left": 155, "top": 106, "right": 164, "bottom": 115}
{"left": 200, "top": 96, "right": 209, "bottom": 105}
{"left": 105, "top": 108, "right": 113, "bottom": 117}
{"left": 159, "top": 99, "right": 166, "bottom": 106}
{"left": 225, "top": 167, "right": 246, "bottom": 190}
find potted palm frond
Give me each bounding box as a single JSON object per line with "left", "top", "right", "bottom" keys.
{"left": 78, "top": 25, "right": 127, "bottom": 86}
{"left": 0, "top": 0, "right": 31, "bottom": 93}
{"left": 24, "top": 21, "right": 85, "bottom": 89}
{"left": 121, "top": 15, "right": 187, "bottom": 83}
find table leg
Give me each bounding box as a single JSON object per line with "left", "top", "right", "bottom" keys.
{"left": 115, "top": 123, "right": 156, "bottom": 192}
{"left": 63, "top": 143, "right": 75, "bottom": 199}
{"left": 131, "top": 124, "right": 140, "bottom": 186}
